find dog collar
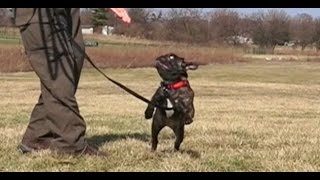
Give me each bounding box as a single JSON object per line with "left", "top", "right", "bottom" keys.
{"left": 165, "top": 80, "right": 189, "bottom": 90}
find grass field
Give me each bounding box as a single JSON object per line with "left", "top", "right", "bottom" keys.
{"left": 1, "top": 62, "right": 320, "bottom": 172}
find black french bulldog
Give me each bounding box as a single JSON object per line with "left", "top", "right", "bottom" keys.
{"left": 145, "top": 53, "right": 198, "bottom": 151}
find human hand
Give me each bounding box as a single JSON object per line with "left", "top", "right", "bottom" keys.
{"left": 110, "top": 8, "right": 131, "bottom": 24}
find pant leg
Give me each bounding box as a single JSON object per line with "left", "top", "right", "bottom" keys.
{"left": 19, "top": 8, "right": 87, "bottom": 153}
{"left": 21, "top": 94, "right": 54, "bottom": 150}
{"left": 16, "top": 8, "right": 54, "bottom": 150}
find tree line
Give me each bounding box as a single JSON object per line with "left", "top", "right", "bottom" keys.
{"left": 1, "top": 8, "right": 320, "bottom": 52}
{"left": 85, "top": 8, "right": 320, "bottom": 52}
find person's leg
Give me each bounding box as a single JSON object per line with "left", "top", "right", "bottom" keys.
{"left": 19, "top": 94, "right": 54, "bottom": 153}
{"left": 16, "top": 8, "right": 54, "bottom": 153}
{"left": 18, "top": 8, "right": 87, "bottom": 154}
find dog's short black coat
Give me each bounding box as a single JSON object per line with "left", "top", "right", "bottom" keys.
{"left": 144, "top": 53, "right": 198, "bottom": 151}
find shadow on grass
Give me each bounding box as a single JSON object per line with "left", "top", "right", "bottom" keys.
{"left": 87, "top": 132, "right": 150, "bottom": 147}
{"left": 159, "top": 149, "right": 201, "bottom": 159}
{"left": 88, "top": 133, "right": 200, "bottom": 159}
{"left": 180, "top": 149, "right": 201, "bottom": 159}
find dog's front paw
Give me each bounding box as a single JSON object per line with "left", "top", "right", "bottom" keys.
{"left": 144, "top": 108, "right": 154, "bottom": 119}
{"left": 185, "top": 118, "right": 193, "bottom": 125}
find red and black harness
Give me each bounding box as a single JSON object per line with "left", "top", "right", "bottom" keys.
{"left": 161, "top": 80, "right": 190, "bottom": 105}
{"left": 164, "top": 80, "right": 190, "bottom": 90}
{"left": 159, "top": 80, "right": 191, "bottom": 117}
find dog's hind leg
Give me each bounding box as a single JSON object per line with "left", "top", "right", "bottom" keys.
{"left": 151, "top": 119, "right": 164, "bottom": 152}
{"left": 173, "top": 125, "right": 184, "bottom": 151}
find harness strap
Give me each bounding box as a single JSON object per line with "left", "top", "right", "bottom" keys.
{"left": 165, "top": 80, "right": 189, "bottom": 90}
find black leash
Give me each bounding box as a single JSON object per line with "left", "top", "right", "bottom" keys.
{"left": 66, "top": 21, "right": 172, "bottom": 111}
{"left": 81, "top": 50, "right": 173, "bottom": 111}
{"left": 49, "top": 8, "right": 173, "bottom": 111}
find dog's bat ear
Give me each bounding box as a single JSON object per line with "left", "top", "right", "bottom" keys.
{"left": 156, "top": 55, "right": 164, "bottom": 61}
{"left": 186, "top": 63, "right": 198, "bottom": 70}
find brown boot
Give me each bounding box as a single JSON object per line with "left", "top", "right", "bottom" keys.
{"left": 17, "top": 142, "right": 50, "bottom": 154}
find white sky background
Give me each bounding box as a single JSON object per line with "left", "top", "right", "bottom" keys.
{"left": 81, "top": 8, "right": 320, "bottom": 18}
{"left": 154, "top": 8, "right": 320, "bottom": 18}
{"left": 231, "top": 8, "right": 320, "bottom": 17}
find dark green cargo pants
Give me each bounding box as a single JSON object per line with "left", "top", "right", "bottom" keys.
{"left": 15, "top": 8, "right": 87, "bottom": 153}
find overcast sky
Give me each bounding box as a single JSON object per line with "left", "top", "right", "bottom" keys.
{"left": 155, "top": 8, "right": 320, "bottom": 18}
{"left": 231, "top": 8, "right": 320, "bottom": 17}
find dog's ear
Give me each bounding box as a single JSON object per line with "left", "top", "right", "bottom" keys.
{"left": 156, "top": 55, "right": 166, "bottom": 61}
{"left": 186, "top": 63, "right": 198, "bottom": 70}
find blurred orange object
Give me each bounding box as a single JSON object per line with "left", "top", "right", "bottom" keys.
{"left": 110, "top": 8, "right": 131, "bottom": 24}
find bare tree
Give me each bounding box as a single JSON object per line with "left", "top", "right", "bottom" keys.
{"left": 113, "top": 8, "right": 155, "bottom": 38}
{"left": 290, "top": 13, "right": 314, "bottom": 51}
{"left": 165, "top": 8, "right": 206, "bottom": 43}
{"left": 80, "top": 8, "right": 93, "bottom": 26}
{"left": 209, "top": 8, "right": 241, "bottom": 45}
{"left": 251, "top": 10, "right": 290, "bottom": 53}
{"left": 144, "top": 9, "right": 165, "bottom": 40}
{"left": 240, "top": 15, "right": 256, "bottom": 38}
{"left": 313, "top": 18, "right": 320, "bottom": 51}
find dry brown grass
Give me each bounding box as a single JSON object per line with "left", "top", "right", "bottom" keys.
{"left": 3, "top": 31, "right": 320, "bottom": 73}
{"left": 0, "top": 44, "right": 31, "bottom": 72}
{"left": 1, "top": 62, "right": 320, "bottom": 171}
{"left": 85, "top": 44, "right": 244, "bottom": 69}
{"left": 0, "top": 39, "right": 244, "bottom": 72}
{"left": 274, "top": 46, "right": 320, "bottom": 56}
{"left": 84, "top": 34, "right": 167, "bottom": 46}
